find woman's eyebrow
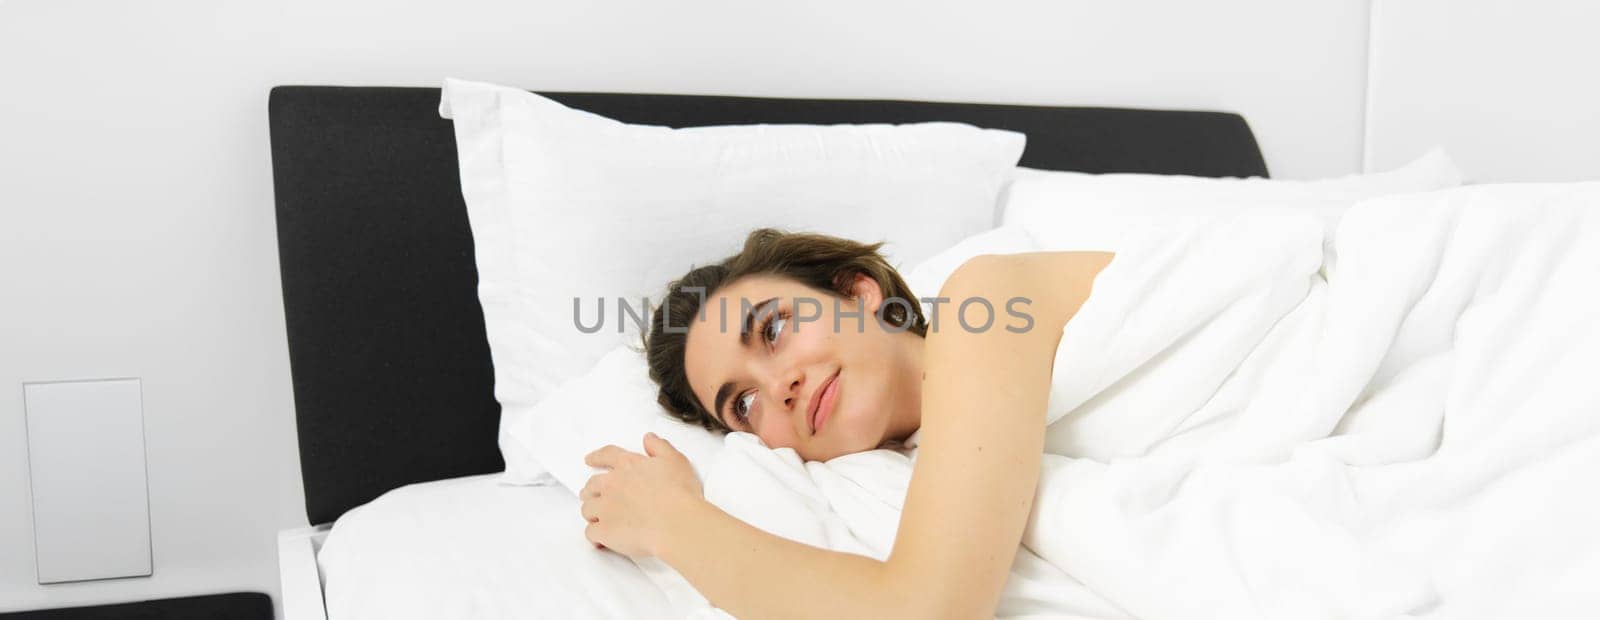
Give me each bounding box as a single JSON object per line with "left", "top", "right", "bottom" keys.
{"left": 739, "top": 297, "right": 779, "bottom": 346}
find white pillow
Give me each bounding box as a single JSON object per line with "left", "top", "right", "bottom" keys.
{"left": 318, "top": 474, "right": 680, "bottom": 619}
{"left": 502, "top": 344, "right": 726, "bottom": 492}
{"left": 999, "top": 148, "right": 1463, "bottom": 280}
{"left": 1001, "top": 147, "right": 1464, "bottom": 230}
{"left": 500, "top": 343, "right": 896, "bottom": 616}
{"left": 439, "top": 79, "right": 1026, "bottom": 481}
{"left": 499, "top": 344, "right": 892, "bottom": 616}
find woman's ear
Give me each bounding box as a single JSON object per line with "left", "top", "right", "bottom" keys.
{"left": 848, "top": 273, "right": 884, "bottom": 314}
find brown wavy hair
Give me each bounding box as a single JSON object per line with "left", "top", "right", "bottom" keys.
{"left": 643, "top": 228, "right": 927, "bottom": 432}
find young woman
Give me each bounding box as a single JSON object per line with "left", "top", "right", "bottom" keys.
{"left": 579, "top": 228, "right": 1113, "bottom": 617}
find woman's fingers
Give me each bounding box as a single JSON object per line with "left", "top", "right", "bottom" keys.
{"left": 579, "top": 497, "right": 600, "bottom": 523}
{"left": 582, "top": 445, "right": 616, "bottom": 467}
{"left": 584, "top": 444, "right": 644, "bottom": 468}
{"left": 580, "top": 473, "right": 603, "bottom": 499}
{"left": 642, "top": 432, "right": 680, "bottom": 458}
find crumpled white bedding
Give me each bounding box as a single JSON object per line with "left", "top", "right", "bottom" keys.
{"left": 677, "top": 183, "right": 1600, "bottom": 619}
{"left": 318, "top": 475, "right": 676, "bottom": 619}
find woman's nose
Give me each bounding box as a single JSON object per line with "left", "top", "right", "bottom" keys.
{"left": 774, "top": 368, "right": 804, "bottom": 413}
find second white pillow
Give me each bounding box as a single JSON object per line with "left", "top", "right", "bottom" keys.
{"left": 1000, "top": 148, "right": 1464, "bottom": 231}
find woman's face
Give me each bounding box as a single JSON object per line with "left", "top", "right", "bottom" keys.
{"left": 683, "top": 274, "right": 922, "bottom": 462}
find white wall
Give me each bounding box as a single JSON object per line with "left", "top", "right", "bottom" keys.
{"left": 0, "top": 0, "right": 1369, "bottom": 614}
{"left": 1366, "top": 0, "right": 1600, "bottom": 182}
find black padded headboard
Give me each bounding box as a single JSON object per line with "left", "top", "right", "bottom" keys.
{"left": 268, "top": 86, "right": 1268, "bottom": 525}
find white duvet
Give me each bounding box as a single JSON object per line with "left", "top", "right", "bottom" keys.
{"left": 672, "top": 183, "right": 1600, "bottom": 619}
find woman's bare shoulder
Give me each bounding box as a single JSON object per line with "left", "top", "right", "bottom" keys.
{"left": 944, "top": 250, "right": 1114, "bottom": 284}
{"left": 938, "top": 250, "right": 1114, "bottom": 334}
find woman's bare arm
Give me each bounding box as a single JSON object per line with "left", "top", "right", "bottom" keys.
{"left": 890, "top": 251, "right": 1111, "bottom": 614}
{"left": 655, "top": 251, "right": 1114, "bottom": 617}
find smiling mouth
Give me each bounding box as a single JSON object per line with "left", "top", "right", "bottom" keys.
{"left": 808, "top": 369, "right": 841, "bottom": 434}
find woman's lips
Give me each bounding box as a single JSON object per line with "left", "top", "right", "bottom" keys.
{"left": 810, "top": 370, "right": 840, "bottom": 434}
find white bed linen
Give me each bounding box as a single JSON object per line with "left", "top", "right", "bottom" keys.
{"left": 693, "top": 183, "right": 1600, "bottom": 619}
{"left": 317, "top": 474, "right": 676, "bottom": 620}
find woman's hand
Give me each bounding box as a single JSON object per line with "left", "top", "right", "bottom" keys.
{"left": 580, "top": 432, "right": 704, "bottom": 559}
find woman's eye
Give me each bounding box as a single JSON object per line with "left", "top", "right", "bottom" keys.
{"left": 735, "top": 392, "right": 756, "bottom": 422}
{"left": 764, "top": 315, "right": 787, "bottom": 345}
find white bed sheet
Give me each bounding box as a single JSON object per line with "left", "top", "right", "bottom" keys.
{"left": 316, "top": 474, "right": 676, "bottom": 619}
